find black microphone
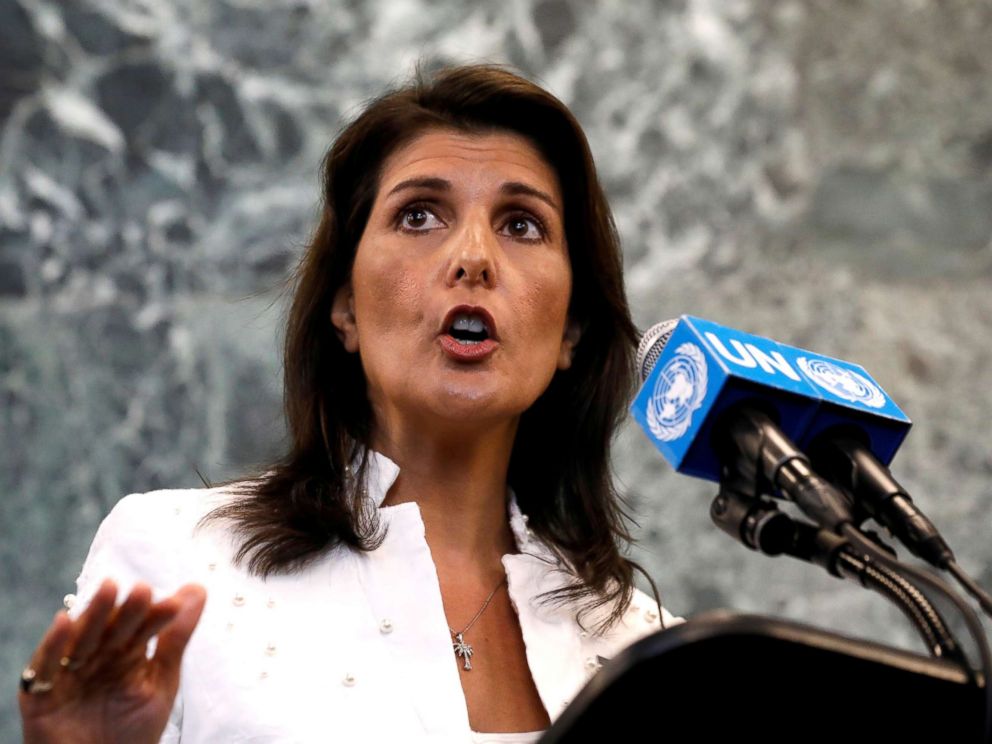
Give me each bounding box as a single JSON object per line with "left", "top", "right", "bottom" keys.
{"left": 808, "top": 431, "right": 954, "bottom": 568}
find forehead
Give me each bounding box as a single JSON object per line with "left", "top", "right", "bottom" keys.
{"left": 377, "top": 128, "right": 562, "bottom": 204}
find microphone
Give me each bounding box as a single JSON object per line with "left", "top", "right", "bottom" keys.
{"left": 631, "top": 315, "right": 911, "bottom": 481}
{"left": 632, "top": 317, "right": 992, "bottom": 731}
{"left": 630, "top": 316, "right": 954, "bottom": 563}
{"left": 807, "top": 432, "right": 954, "bottom": 568}
{"left": 631, "top": 316, "right": 866, "bottom": 530}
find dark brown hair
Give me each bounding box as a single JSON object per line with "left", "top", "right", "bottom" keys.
{"left": 204, "top": 63, "right": 650, "bottom": 629}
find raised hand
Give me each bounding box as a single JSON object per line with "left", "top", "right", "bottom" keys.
{"left": 19, "top": 579, "right": 207, "bottom": 744}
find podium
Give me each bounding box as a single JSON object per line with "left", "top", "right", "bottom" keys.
{"left": 540, "top": 611, "right": 987, "bottom": 742}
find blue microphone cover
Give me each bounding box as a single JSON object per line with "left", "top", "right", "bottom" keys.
{"left": 631, "top": 316, "right": 911, "bottom": 482}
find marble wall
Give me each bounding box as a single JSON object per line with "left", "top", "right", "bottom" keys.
{"left": 2, "top": 0, "right": 991, "bottom": 734}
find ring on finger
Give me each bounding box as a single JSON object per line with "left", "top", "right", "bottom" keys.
{"left": 20, "top": 667, "right": 54, "bottom": 695}
{"left": 59, "top": 655, "right": 83, "bottom": 671}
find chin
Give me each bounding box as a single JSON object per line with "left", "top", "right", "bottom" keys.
{"left": 427, "top": 383, "right": 530, "bottom": 424}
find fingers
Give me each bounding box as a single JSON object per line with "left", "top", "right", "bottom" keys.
{"left": 66, "top": 579, "right": 121, "bottom": 666}
{"left": 130, "top": 584, "right": 204, "bottom": 653}
{"left": 129, "top": 599, "right": 185, "bottom": 651}
{"left": 21, "top": 583, "right": 207, "bottom": 744}
{"left": 24, "top": 580, "right": 207, "bottom": 693}
{"left": 21, "top": 610, "right": 72, "bottom": 699}
{"left": 22, "top": 579, "right": 122, "bottom": 707}
{"left": 62, "top": 579, "right": 157, "bottom": 672}
{"left": 61, "top": 580, "right": 200, "bottom": 678}
{"left": 101, "top": 583, "right": 155, "bottom": 651}
{"left": 152, "top": 584, "right": 207, "bottom": 680}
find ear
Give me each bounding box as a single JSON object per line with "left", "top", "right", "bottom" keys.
{"left": 331, "top": 281, "right": 359, "bottom": 353}
{"left": 557, "top": 316, "right": 582, "bottom": 370}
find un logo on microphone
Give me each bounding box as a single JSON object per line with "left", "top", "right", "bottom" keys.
{"left": 647, "top": 343, "right": 708, "bottom": 441}
{"left": 797, "top": 357, "right": 886, "bottom": 408}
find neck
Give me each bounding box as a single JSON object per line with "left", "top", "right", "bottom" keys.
{"left": 374, "top": 416, "right": 519, "bottom": 569}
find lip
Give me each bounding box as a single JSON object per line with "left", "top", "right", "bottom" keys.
{"left": 438, "top": 304, "right": 500, "bottom": 362}
{"left": 439, "top": 305, "right": 499, "bottom": 341}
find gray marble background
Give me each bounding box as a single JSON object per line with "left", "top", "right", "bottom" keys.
{"left": 3, "top": 0, "right": 992, "bottom": 734}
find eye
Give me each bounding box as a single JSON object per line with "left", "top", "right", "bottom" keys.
{"left": 500, "top": 213, "right": 546, "bottom": 243}
{"left": 397, "top": 204, "right": 445, "bottom": 233}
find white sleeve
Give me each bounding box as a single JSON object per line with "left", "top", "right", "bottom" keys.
{"left": 69, "top": 491, "right": 190, "bottom": 743}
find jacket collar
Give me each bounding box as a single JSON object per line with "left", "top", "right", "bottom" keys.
{"left": 361, "top": 449, "right": 552, "bottom": 559}
{"left": 363, "top": 449, "right": 401, "bottom": 507}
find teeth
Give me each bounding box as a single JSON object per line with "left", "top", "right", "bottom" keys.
{"left": 451, "top": 313, "right": 487, "bottom": 334}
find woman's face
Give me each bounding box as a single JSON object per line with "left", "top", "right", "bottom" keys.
{"left": 332, "top": 127, "right": 579, "bottom": 436}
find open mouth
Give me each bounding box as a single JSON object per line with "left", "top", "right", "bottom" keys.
{"left": 439, "top": 306, "right": 499, "bottom": 361}
{"left": 448, "top": 313, "right": 491, "bottom": 345}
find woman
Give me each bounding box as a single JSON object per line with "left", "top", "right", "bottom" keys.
{"left": 19, "top": 64, "right": 678, "bottom": 743}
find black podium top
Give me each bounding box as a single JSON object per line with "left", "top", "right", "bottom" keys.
{"left": 540, "top": 610, "right": 986, "bottom": 743}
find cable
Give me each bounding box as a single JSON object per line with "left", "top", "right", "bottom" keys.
{"left": 841, "top": 524, "right": 992, "bottom": 743}
{"left": 711, "top": 487, "right": 963, "bottom": 661}
{"left": 835, "top": 549, "right": 961, "bottom": 661}
{"left": 947, "top": 561, "right": 992, "bottom": 620}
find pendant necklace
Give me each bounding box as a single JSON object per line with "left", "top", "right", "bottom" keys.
{"left": 449, "top": 576, "right": 506, "bottom": 671}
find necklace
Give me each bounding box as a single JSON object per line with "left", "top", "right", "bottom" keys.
{"left": 449, "top": 576, "right": 506, "bottom": 671}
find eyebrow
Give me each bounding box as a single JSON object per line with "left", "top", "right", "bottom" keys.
{"left": 386, "top": 177, "right": 561, "bottom": 213}
{"left": 387, "top": 176, "right": 450, "bottom": 196}
{"left": 501, "top": 181, "right": 561, "bottom": 213}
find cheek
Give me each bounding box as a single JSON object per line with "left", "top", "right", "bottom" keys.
{"left": 353, "top": 251, "right": 426, "bottom": 338}
{"left": 523, "top": 262, "right": 572, "bottom": 340}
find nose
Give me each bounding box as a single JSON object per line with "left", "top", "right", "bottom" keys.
{"left": 445, "top": 213, "right": 497, "bottom": 288}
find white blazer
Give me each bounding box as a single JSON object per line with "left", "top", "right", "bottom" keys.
{"left": 68, "top": 452, "right": 681, "bottom": 743}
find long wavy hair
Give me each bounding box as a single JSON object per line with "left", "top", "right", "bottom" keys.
{"left": 203, "top": 63, "right": 650, "bottom": 629}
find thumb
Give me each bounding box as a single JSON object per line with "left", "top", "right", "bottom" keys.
{"left": 152, "top": 584, "right": 207, "bottom": 682}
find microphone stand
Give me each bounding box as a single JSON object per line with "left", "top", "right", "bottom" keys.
{"left": 711, "top": 482, "right": 964, "bottom": 663}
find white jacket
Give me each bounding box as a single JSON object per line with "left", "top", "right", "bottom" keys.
{"left": 69, "top": 452, "right": 680, "bottom": 743}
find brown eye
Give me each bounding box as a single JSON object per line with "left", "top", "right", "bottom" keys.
{"left": 398, "top": 205, "right": 443, "bottom": 232}
{"left": 508, "top": 218, "right": 528, "bottom": 235}
{"left": 501, "top": 214, "right": 544, "bottom": 242}
{"left": 406, "top": 209, "right": 428, "bottom": 227}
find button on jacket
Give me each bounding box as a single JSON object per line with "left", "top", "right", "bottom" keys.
{"left": 69, "top": 452, "right": 681, "bottom": 742}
